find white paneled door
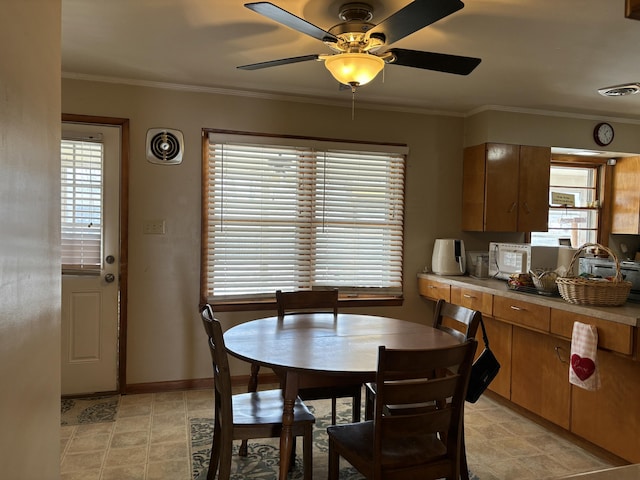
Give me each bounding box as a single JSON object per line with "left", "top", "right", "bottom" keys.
{"left": 61, "top": 123, "right": 120, "bottom": 395}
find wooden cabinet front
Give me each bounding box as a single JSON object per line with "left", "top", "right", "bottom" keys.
{"left": 550, "top": 309, "right": 634, "bottom": 355}
{"left": 611, "top": 156, "right": 640, "bottom": 234}
{"left": 417, "top": 277, "right": 451, "bottom": 302}
{"left": 484, "top": 143, "right": 520, "bottom": 231}
{"left": 462, "top": 143, "right": 550, "bottom": 232}
{"left": 572, "top": 348, "right": 640, "bottom": 462}
{"left": 450, "top": 286, "right": 493, "bottom": 316}
{"left": 518, "top": 145, "right": 552, "bottom": 232}
{"left": 493, "top": 295, "right": 550, "bottom": 331}
{"left": 511, "top": 326, "right": 571, "bottom": 429}
{"left": 478, "top": 316, "right": 512, "bottom": 399}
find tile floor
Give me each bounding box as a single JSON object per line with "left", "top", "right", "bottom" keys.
{"left": 60, "top": 390, "right": 212, "bottom": 480}
{"left": 60, "top": 388, "right": 624, "bottom": 480}
{"left": 462, "top": 395, "right": 621, "bottom": 480}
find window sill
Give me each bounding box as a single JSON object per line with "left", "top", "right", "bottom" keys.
{"left": 209, "top": 295, "right": 404, "bottom": 312}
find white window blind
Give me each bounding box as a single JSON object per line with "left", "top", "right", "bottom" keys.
{"left": 61, "top": 138, "right": 103, "bottom": 272}
{"left": 204, "top": 132, "right": 407, "bottom": 301}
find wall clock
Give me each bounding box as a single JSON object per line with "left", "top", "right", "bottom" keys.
{"left": 593, "top": 122, "right": 614, "bottom": 146}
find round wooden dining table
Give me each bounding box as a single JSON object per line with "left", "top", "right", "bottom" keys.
{"left": 223, "top": 312, "right": 460, "bottom": 480}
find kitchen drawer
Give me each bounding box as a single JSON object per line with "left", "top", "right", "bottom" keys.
{"left": 550, "top": 309, "right": 634, "bottom": 355}
{"left": 493, "top": 295, "right": 550, "bottom": 331}
{"left": 451, "top": 286, "right": 493, "bottom": 316}
{"left": 418, "top": 277, "right": 451, "bottom": 302}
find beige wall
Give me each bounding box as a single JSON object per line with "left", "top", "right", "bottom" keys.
{"left": 465, "top": 108, "right": 640, "bottom": 154}
{"left": 62, "top": 79, "right": 468, "bottom": 383}
{"left": 0, "top": 1, "right": 62, "bottom": 478}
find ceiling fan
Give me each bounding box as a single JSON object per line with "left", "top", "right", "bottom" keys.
{"left": 238, "top": 0, "right": 481, "bottom": 91}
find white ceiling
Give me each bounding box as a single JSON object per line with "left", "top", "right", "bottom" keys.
{"left": 62, "top": 0, "right": 640, "bottom": 120}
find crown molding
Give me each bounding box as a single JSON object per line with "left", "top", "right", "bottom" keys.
{"left": 61, "top": 71, "right": 465, "bottom": 118}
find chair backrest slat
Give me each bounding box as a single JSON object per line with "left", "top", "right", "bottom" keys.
{"left": 276, "top": 289, "right": 339, "bottom": 318}
{"left": 380, "top": 409, "right": 454, "bottom": 438}
{"left": 383, "top": 375, "right": 459, "bottom": 406}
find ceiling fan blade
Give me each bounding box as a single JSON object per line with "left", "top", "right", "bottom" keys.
{"left": 238, "top": 54, "right": 320, "bottom": 70}
{"left": 367, "top": 0, "right": 464, "bottom": 46}
{"left": 387, "top": 48, "right": 481, "bottom": 75}
{"left": 245, "top": 2, "right": 338, "bottom": 43}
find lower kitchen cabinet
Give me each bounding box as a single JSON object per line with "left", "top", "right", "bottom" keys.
{"left": 571, "top": 349, "right": 640, "bottom": 463}
{"left": 418, "top": 273, "right": 640, "bottom": 463}
{"left": 550, "top": 308, "right": 634, "bottom": 355}
{"left": 451, "top": 286, "right": 493, "bottom": 316}
{"left": 478, "top": 316, "right": 512, "bottom": 399}
{"left": 417, "top": 277, "right": 451, "bottom": 302}
{"left": 511, "top": 327, "right": 571, "bottom": 429}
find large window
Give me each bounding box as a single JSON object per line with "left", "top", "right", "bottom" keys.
{"left": 531, "top": 163, "right": 600, "bottom": 247}
{"left": 201, "top": 131, "right": 407, "bottom": 303}
{"left": 60, "top": 137, "right": 103, "bottom": 273}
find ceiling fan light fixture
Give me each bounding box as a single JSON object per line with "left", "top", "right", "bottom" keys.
{"left": 597, "top": 83, "right": 640, "bottom": 97}
{"left": 324, "top": 53, "right": 384, "bottom": 87}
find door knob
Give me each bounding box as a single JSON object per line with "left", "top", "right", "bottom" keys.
{"left": 104, "top": 273, "right": 116, "bottom": 283}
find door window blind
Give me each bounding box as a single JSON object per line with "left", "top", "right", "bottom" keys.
{"left": 204, "top": 132, "right": 406, "bottom": 301}
{"left": 61, "top": 138, "right": 103, "bottom": 273}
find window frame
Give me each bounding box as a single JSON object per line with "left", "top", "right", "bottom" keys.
{"left": 200, "top": 129, "right": 407, "bottom": 311}
{"left": 531, "top": 156, "right": 606, "bottom": 247}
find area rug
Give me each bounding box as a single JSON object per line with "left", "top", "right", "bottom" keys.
{"left": 60, "top": 395, "right": 119, "bottom": 426}
{"left": 190, "top": 398, "right": 479, "bottom": 479}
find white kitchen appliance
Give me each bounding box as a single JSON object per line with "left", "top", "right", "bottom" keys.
{"left": 432, "top": 239, "right": 466, "bottom": 275}
{"left": 488, "top": 242, "right": 559, "bottom": 280}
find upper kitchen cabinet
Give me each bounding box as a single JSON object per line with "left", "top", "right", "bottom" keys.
{"left": 611, "top": 156, "right": 640, "bottom": 234}
{"left": 462, "top": 143, "right": 551, "bottom": 232}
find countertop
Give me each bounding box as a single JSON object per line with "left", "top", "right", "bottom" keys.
{"left": 418, "top": 273, "right": 640, "bottom": 327}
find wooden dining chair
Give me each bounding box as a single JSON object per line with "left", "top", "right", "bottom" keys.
{"left": 247, "top": 289, "right": 362, "bottom": 425}
{"left": 327, "top": 339, "right": 478, "bottom": 480}
{"left": 200, "top": 304, "right": 315, "bottom": 480}
{"left": 365, "top": 299, "right": 482, "bottom": 417}
{"left": 363, "top": 299, "right": 481, "bottom": 479}
{"left": 276, "top": 289, "right": 362, "bottom": 425}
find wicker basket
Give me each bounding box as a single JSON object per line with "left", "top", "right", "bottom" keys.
{"left": 556, "top": 243, "right": 632, "bottom": 306}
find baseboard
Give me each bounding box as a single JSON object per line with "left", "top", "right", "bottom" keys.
{"left": 124, "top": 373, "right": 280, "bottom": 395}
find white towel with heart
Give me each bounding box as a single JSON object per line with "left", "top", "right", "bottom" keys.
{"left": 569, "top": 322, "right": 600, "bottom": 391}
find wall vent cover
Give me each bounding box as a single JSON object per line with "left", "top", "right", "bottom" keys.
{"left": 146, "top": 128, "right": 184, "bottom": 165}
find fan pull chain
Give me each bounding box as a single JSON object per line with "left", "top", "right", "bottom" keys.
{"left": 351, "top": 88, "right": 355, "bottom": 120}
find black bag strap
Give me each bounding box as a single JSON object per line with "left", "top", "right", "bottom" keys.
{"left": 479, "top": 316, "right": 490, "bottom": 349}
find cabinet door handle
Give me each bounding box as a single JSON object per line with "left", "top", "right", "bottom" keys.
{"left": 463, "top": 294, "right": 476, "bottom": 299}
{"left": 510, "top": 305, "right": 524, "bottom": 311}
{"left": 508, "top": 202, "right": 517, "bottom": 213}
{"left": 523, "top": 201, "right": 531, "bottom": 213}
{"left": 428, "top": 285, "right": 436, "bottom": 289}
{"left": 555, "top": 346, "right": 569, "bottom": 364}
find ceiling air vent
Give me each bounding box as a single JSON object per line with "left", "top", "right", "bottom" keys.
{"left": 146, "top": 128, "right": 184, "bottom": 165}
{"left": 597, "top": 83, "right": 640, "bottom": 97}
